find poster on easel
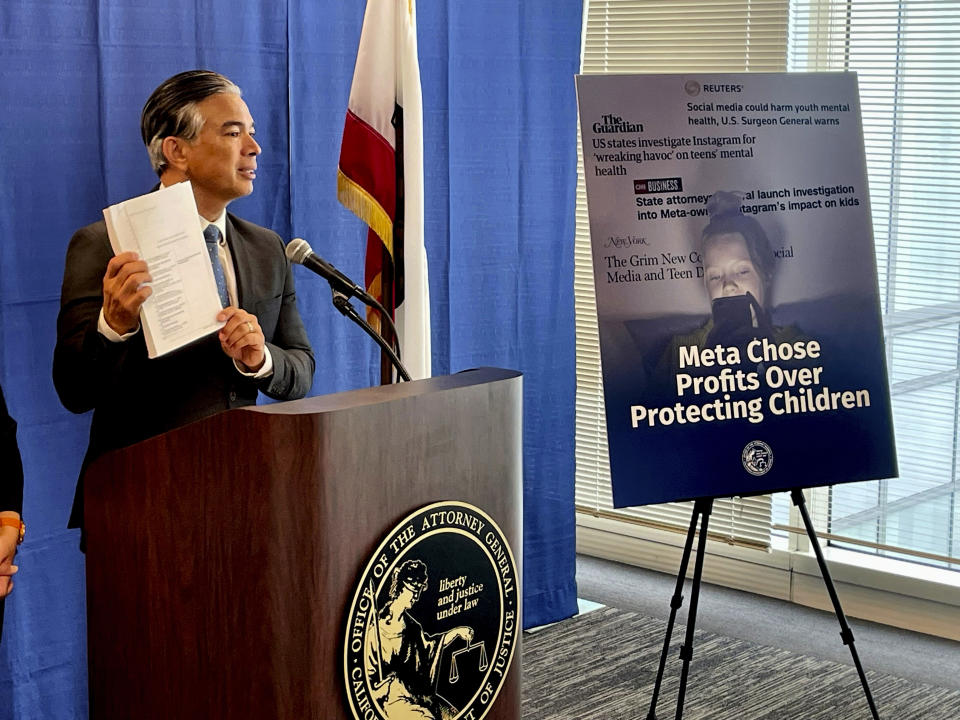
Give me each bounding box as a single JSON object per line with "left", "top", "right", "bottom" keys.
{"left": 576, "top": 72, "right": 897, "bottom": 508}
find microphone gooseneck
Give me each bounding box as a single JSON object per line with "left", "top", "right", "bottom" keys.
{"left": 285, "top": 237, "right": 409, "bottom": 381}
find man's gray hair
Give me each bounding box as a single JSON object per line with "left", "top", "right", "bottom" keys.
{"left": 140, "top": 70, "right": 242, "bottom": 176}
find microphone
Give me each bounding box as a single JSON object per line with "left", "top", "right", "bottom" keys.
{"left": 286, "top": 237, "right": 409, "bottom": 380}
{"left": 285, "top": 238, "right": 369, "bottom": 302}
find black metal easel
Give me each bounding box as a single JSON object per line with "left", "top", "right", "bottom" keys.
{"left": 645, "top": 489, "right": 880, "bottom": 720}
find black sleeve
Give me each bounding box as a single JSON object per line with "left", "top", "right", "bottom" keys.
{"left": 0, "top": 385, "right": 24, "bottom": 515}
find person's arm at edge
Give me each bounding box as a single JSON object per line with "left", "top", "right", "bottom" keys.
{"left": 0, "top": 386, "right": 24, "bottom": 598}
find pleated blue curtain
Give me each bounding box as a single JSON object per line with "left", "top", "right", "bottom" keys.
{"left": 0, "top": 1, "right": 582, "bottom": 716}
{"left": 437, "top": 2, "right": 581, "bottom": 628}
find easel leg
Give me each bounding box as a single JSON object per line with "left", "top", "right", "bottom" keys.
{"left": 674, "top": 497, "right": 712, "bottom": 720}
{"left": 646, "top": 497, "right": 713, "bottom": 720}
{"left": 791, "top": 489, "right": 881, "bottom": 720}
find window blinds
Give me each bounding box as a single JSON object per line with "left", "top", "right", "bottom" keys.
{"left": 787, "top": 1, "right": 960, "bottom": 569}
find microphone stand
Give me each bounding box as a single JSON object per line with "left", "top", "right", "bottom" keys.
{"left": 330, "top": 290, "right": 411, "bottom": 382}
{"left": 351, "top": 292, "right": 403, "bottom": 359}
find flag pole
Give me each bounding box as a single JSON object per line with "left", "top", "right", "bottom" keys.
{"left": 379, "top": 241, "right": 395, "bottom": 384}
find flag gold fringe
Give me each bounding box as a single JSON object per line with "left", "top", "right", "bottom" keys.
{"left": 366, "top": 272, "right": 382, "bottom": 328}
{"left": 337, "top": 169, "right": 394, "bottom": 255}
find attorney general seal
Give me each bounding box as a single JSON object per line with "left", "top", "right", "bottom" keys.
{"left": 344, "top": 501, "right": 519, "bottom": 720}
{"left": 742, "top": 440, "right": 773, "bottom": 476}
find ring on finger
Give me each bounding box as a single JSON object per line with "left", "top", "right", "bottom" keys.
{"left": 246, "top": 321, "right": 254, "bottom": 334}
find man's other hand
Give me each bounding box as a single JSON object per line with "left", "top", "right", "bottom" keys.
{"left": 102, "top": 252, "right": 152, "bottom": 334}
{"left": 217, "top": 306, "right": 265, "bottom": 372}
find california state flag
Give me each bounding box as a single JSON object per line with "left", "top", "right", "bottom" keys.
{"left": 337, "top": 0, "right": 430, "bottom": 380}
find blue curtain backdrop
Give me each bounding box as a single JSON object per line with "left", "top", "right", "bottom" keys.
{"left": 0, "top": 1, "right": 581, "bottom": 715}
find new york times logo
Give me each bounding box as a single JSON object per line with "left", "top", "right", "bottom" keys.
{"left": 343, "top": 501, "right": 518, "bottom": 720}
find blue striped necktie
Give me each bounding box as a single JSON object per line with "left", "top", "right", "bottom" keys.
{"left": 203, "top": 224, "right": 230, "bottom": 307}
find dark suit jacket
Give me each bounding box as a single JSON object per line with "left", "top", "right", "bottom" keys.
{"left": 53, "top": 212, "right": 315, "bottom": 529}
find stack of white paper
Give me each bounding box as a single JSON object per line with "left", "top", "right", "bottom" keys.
{"left": 103, "top": 182, "right": 225, "bottom": 358}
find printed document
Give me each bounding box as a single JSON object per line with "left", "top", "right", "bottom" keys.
{"left": 103, "top": 181, "right": 224, "bottom": 358}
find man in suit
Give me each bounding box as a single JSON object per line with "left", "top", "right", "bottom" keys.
{"left": 53, "top": 70, "right": 315, "bottom": 537}
{"left": 0, "top": 384, "right": 25, "bottom": 644}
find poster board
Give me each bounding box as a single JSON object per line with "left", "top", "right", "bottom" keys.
{"left": 576, "top": 72, "right": 897, "bottom": 507}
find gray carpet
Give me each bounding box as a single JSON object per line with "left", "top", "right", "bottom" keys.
{"left": 576, "top": 555, "right": 960, "bottom": 691}
{"left": 521, "top": 606, "right": 960, "bottom": 720}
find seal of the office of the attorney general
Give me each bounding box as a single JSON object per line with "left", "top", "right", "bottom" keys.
{"left": 742, "top": 440, "right": 773, "bottom": 476}
{"left": 343, "top": 501, "right": 519, "bottom": 720}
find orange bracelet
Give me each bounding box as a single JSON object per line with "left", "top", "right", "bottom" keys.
{"left": 0, "top": 517, "right": 24, "bottom": 545}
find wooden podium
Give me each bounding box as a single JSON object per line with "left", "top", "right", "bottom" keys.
{"left": 83, "top": 368, "right": 523, "bottom": 719}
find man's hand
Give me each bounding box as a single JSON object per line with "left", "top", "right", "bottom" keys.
{"left": 0, "top": 520, "right": 20, "bottom": 599}
{"left": 217, "top": 306, "right": 265, "bottom": 372}
{"left": 102, "top": 251, "right": 152, "bottom": 334}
